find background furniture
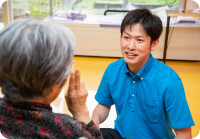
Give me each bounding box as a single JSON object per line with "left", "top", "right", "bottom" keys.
{"left": 163, "top": 9, "right": 200, "bottom": 63}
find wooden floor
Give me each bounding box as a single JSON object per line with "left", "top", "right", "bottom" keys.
{"left": 71, "top": 56, "right": 200, "bottom": 138}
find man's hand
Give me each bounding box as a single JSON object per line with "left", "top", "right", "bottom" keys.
{"left": 65, "top": 69, "right": 90, "bottom": 124}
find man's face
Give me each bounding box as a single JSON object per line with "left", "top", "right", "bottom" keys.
{"left": 120, "top": 23, "right": 157, "bottom": 73}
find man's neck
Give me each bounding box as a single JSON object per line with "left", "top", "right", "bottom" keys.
{"left": 127, "top": 64, "right": 143, "bottom": 75}
{"left": 127, "top": 58, "right": 149, "bottom": 75}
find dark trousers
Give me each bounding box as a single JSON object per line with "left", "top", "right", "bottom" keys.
{"left": 100, "top": 128, "right": 123, "bottom": 139}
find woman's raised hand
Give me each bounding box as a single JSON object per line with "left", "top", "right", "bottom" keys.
{"left": 65, "top": 69, "right": 90, "bottom": 124}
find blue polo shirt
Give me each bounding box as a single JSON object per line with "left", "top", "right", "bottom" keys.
{"left": 95, "top": 54, "right": 194, "bottom": 139}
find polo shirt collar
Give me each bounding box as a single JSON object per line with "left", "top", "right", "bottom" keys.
{"left": 125, "top": 54, "right": 153, "bottom": 80}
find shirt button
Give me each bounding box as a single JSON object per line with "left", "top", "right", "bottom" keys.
{"left": 132, "top": 94, "right": 134, "bottom": 96}
{"left": 141, "top": 77, "right": 143, "bottom": 80}
{"left": 133, "top": 81, "right": 135, "bottom": 83}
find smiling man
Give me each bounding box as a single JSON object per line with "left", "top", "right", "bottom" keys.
{"left": 92, "top": 9, "right": 194, "bottom": 139}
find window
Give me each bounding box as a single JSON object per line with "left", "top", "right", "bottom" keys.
{"left": 129, "top": 0, "right": 179, "bottom": 9}
{"left": 2, "top": 0, "right": 181, "bottom": 25}
{"left": 9, "top": 0, "right": 180, "bottom": 19}
{"left": 68, "top": 0, "right": 179, "bottom": 15}
{"left": 0, "top": 6, "right": 3, "bottom": 30}
{"left": 71, "top": 0, "right": 124, "bottom": 15}
{"left": 12, "top": 0, "right": 64, "bottom": 20}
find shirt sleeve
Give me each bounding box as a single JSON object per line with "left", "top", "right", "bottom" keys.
{"left": 56, "top": 115, "right": 103, "bottom": 138}
{"left": 164, "top": 79, "right": 195, "bottom": 129}
{"left": 95, "top": 67, "right": 114, "bottom": 106}
{"left": 75, "top": 120, "right": 103, "bottom": 139}
{"left": 84, "top": 120, "right": 103, "bottom": 138}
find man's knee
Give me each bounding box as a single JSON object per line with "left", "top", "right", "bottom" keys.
{"left": 100, "top": 128, "right": 123, "bottom": 139}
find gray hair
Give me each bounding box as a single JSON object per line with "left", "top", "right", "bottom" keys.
{"left": 0, "top": 18, "right": 75, "bottom": 100}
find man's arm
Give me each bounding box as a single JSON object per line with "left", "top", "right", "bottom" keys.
{"left": 92, "top": 103, "right": 111, "bottom": 128}
{"left": 174, "top": 127, "right": 192, "bottom": 139}
{"left": 164, "top": 79, "right": 194, "bottom": 138}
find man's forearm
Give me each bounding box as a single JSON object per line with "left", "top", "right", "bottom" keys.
{"left": 174, "top": 127, "right": 192, "bottom": 139}
{"left": 175, "top": 135, "right": 192, "bottom": 139}
{"left": 92, "top": 103, "right": 111, "bottom": 128}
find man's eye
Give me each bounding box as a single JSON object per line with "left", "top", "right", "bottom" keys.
{"left": 123, "top": 36, "right": 129, "bottom": 39}
{"left": 137, "top": 39, "right": 143, "bottom": 42}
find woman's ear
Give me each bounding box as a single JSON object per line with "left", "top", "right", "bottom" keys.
{"left": 151, "top": 39, "right": 159, "bottom": 51}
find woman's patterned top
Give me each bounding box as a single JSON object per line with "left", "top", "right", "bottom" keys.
{"left": 0, "top": 98, "right": 103, "bottom": 139}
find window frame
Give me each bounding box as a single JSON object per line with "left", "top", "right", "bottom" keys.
{"left": 2, "top": 0, "right": 13, "bottom": 25}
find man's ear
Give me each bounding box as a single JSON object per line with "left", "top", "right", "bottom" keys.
{"left": 151, "top": 39, "right": 159, "bottom": 51}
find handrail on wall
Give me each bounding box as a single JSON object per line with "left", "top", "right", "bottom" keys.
{"left": 104, "top": 10, "right": 129, "bottom": 15}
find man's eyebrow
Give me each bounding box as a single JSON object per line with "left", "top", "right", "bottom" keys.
{"left": 123, "top": 32, "right": 130, "bottom": 36}
{"left": 123, "top": 32, "right": 145, "bottom": 38}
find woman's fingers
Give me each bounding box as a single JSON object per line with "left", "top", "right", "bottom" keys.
{"left": 75, "top": 69, "right": 81, "bottom": 91}
{"left": 65, "top": 69, "right": 90, "bottom": 123}
{"left": 67, "top": 69, "right": 88, "bottom": 100}
{"left": 81, "top": 80, "right": 88, "bottom": 97}
{"left": 68, "top": 71, "right": 75, "bottom": 93}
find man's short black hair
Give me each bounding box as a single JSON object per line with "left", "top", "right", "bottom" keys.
{"left": 120, "top": 8, "right": 163, "bottom": 44}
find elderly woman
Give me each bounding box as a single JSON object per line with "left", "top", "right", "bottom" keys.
{"left": 0, "top": 19, "right": 102, "bottom": 138}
